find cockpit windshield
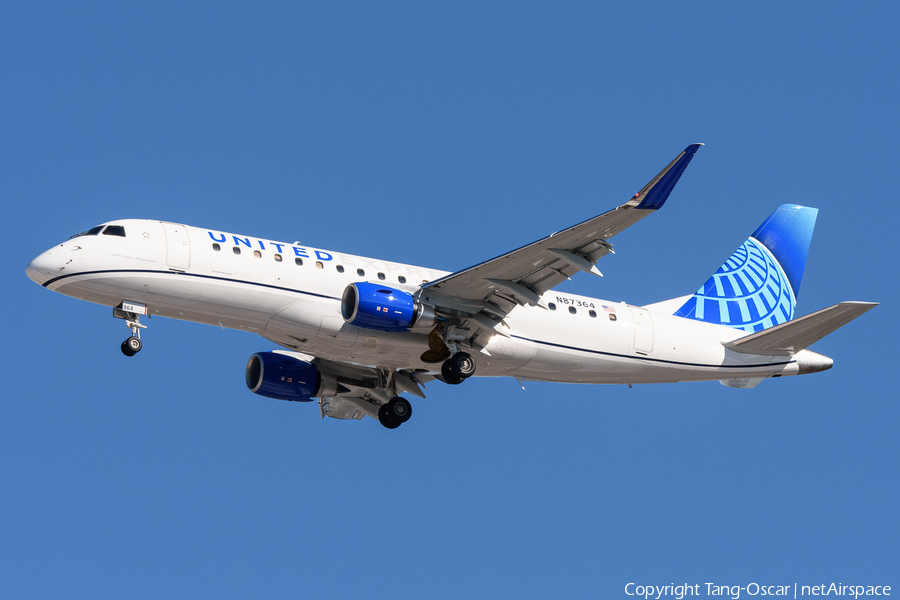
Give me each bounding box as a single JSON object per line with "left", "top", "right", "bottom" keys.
{"left": 103, "top": 225, "right": 126, "bottom": 237}
{"left": 68, "top": 225, "right": 126, "bottom": 239}
{"left": 69, "top": 226, "right": 105, "bottom": 239}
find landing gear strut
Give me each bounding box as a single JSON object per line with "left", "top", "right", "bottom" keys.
{"left": 378, "top": 396, "right": 412, "bottom": 429}
{"left": 441, "top": 351, "right": 476, "bottom": 385}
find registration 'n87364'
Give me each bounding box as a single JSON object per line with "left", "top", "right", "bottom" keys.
{"left": 555, "top": 296, "right": 595, "bottom": 308}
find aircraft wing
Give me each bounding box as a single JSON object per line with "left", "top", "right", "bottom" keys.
{"left": 416, "top": 144, "right": 703, "bottom": 322}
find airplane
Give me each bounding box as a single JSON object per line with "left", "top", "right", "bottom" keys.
{"left": 25, "top": 144, "right": 877, "bottom": 429}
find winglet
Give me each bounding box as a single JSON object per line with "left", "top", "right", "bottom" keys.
{"left": 632, "top": 143, "right": 704, "bottom": 210}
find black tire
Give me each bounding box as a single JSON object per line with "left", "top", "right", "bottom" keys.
{"left": 388, "top": 397, "right": 412, "bottom": 423}
{"left": 125, "top": 336, "right": 142, "bottom": 354}
{"left": 378, "top": 404, "right": 401, "bottom": 429}
{"left": 451, "top": 352, "right": 476, "bottom": 378}
{"left": 121, "top": 340, "right": 135, "bottom": 357}
{"left": 441, "top": 361, "right": 464, "bottom": 385}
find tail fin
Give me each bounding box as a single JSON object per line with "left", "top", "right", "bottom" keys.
{"left": 673, "top": 204, "right": 819, "bottom": 332}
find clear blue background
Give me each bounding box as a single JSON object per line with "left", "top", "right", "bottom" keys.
{"left": 2, "top": 2, "right": 897, "bottom": 598}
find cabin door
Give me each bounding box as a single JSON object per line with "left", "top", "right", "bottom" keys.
{"left": 162, "top": 222, "right": 191, "bottom": 270}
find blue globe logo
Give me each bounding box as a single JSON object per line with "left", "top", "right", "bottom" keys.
{"left": 676, "top": 237, "right": 795, "bottom": 332}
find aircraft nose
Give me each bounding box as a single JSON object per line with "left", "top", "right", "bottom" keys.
{"left": 26, "top": 249, "right": 57, "bottom": 286}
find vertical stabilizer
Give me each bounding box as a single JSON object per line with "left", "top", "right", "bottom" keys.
{"left": 673, "top": 205, "right": 818, "bottom": 332}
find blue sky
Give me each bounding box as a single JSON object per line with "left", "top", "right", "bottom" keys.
{"left": 2, "top": 2, "right": 897, "bottom": 598}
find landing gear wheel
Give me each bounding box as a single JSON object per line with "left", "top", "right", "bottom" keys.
{"left": 441, "top": 352, "right": 475, "bottom": 384}
{"left": 378, "top": 404, "right": 402, "bottom": 429}
{"left": 441, "top": 361, "right": 464, "bottom": 385}
{"left": 378, "top": 397, "right": 413, "bottom": 429}
{"left": 125, "top": 336, "right": 142, "bottom": 353}
{"left": 389, "top": 397, "right": 412, "bottom": 423}
{"left": 450, "top": 352, "right": 476, "bottom": 378}
{"left": 122, "top": 336, "right": 142, "bottom": 356}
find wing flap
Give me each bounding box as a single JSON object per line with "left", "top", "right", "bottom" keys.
{"left": 723, "top": 301, "right": 877, "bottom": 356}
{"left": 319, "top": 396, "right": 370, "bottom": 420}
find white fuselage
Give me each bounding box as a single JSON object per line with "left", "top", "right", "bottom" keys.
{"left": 27, "top": 219, "right": 822, "bottom": 385}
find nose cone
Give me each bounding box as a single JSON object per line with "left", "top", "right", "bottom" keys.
{"left": 26, "top": 249, "right": 58, "bottom": 286}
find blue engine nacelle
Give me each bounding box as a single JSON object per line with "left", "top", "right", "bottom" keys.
{"left": 341, "top": 282, "right": 436, "bottom": 332}
{"left": 245, "top": 352, "right": 339, "bottom": 402}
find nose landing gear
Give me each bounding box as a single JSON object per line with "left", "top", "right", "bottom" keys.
{"left": 114, "top": 302, "right": 148, "bottom": 357}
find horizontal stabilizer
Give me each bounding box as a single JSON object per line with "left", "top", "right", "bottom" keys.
{"left": 723, "top": 301, "right": 877, "bottom": 356}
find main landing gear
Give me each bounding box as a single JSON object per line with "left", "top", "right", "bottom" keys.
{"left": 440, "top": 351, "right": 476, "bottom": 385}
{"left": 378, "top": 396, "right": 412, "bottom": 429}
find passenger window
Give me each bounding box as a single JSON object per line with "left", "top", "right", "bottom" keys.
{"left": 316, "top": 262, "right": 324, "bottom": 269}
{"left": 212, "top": 243, "right": 221, "bottom": 251}
{"left": 377, "top": 272, "right": 385, "bottom": 280}
{"left": 589, "top": 310, "right": 597, "bottom": 318}
{"left": 295, "top": 258, "right": 303, "bottom": 266}
{"left": 103, "top": 225, "right": 126, "bottom": 237}
{"left": 548, "top": 303, "right": 557, "bottom": 311}
{"left": 274, "top": 254, "right": 282, "bottom": 262}
{"left": 336, "top": 265, "right": 345, "bottom": 273}
{"left": 609, "top": 314, "right": 617, "bottom": 322}
{"left": 398, "top": 276, "right": 406, "bottom": 284}
{"left": 569, "top": 306, "right": 577, "bottom": 314}
{"left": 233, "top": 247, "right": 241, "bottom": 255}
{"left": 357, "top": 268, "right": 365, "bottom": 276}
{"left": 253, "top": 250, "right": 262, "bottom": 259}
